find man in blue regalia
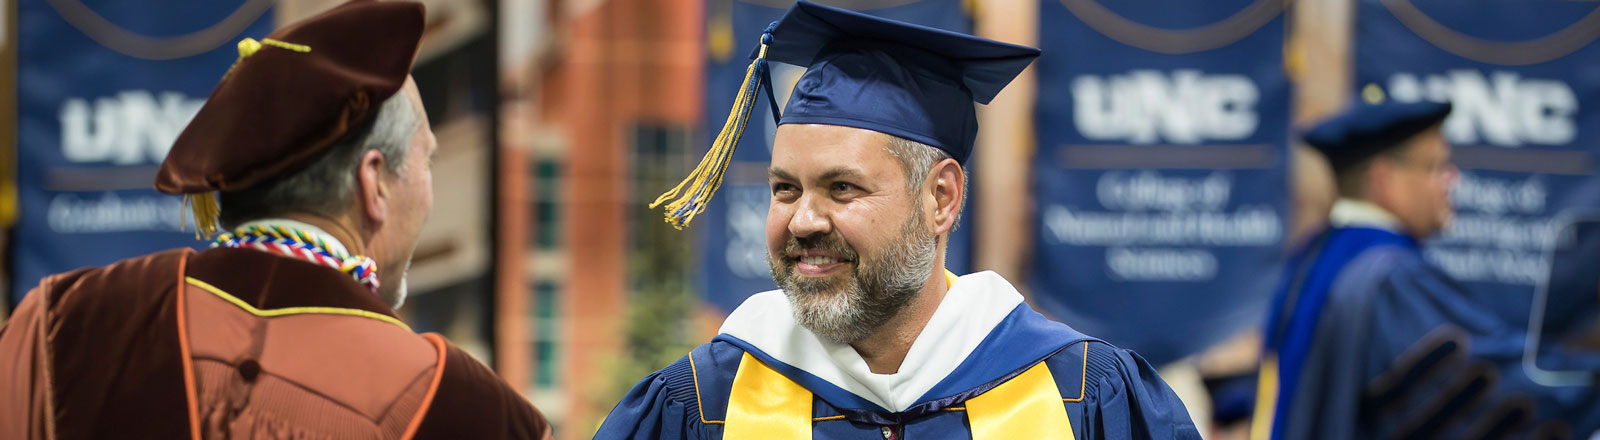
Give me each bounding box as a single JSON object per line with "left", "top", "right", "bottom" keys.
{"left": 1256, "top": 94, "right": 1600, "bottom": 439}
{"left": 595, "top": 2, "right": 1198, "bottom": 439}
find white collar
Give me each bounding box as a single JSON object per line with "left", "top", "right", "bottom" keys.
{"left": 235, "top": 218, "right": 353, "bottom": 257}
{"left": 1329, "top": 198, "right": 1402, "bottom": 232}
{"left": 717, "top": 270, "right": 1024, "bottom": 412}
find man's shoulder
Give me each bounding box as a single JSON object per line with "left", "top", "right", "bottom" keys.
{"left": 661, "top": 338, "right": 750, "bottom": 378}
{"left": 31, "top": 248, "right": 192, "bottom": 312}
{"left": 631, "top": 339, "right": 751, "bottom": 425}
{"left": 1042, "top": 339, "right": 1200, "bottom": 435}
{"left": 416, "top": 337, "right": 550, "bottom": 438}
{"left": 55, "top": 247, "right": 191, "bottom": 288}
{"left": 1039, "top": 340, "right": 1098, "bottom": 402}
{"left": 1041, "top": 339, "right": 1153, "bottom": 403}
{"left": 1329, "top": 243, "right": 1427, "bottom": 302}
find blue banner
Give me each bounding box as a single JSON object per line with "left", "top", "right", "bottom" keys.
{"left": 698, "top": 0, "right": 972, "bottom": 313}
{"left": 12, "top": 0, "right": 272, "bottom": 303}
{"left": 1355, "top": 0, "right": 1600, "bottom": 330}
{"left": 1031, "top": 0, "right": 1290, "bottom": 364}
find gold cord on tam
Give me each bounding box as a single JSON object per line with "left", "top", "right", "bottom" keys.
{"left": 223, "top": 37, "right": 312, "bottom": 77}
{"left": 238, "top": 37, "right": 312, "bottom": 58}
{"left": 649, "top": 41, "right": 772, "bottom": 230}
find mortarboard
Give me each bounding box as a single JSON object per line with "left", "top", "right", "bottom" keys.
{"left": 155, "top": 0, "right": 426, "bottom": 237}
{"left": 649, "top": 0, "right": 1040, "bottom": 229}
{"left": 1303, "top": 91, "right": 1452, "bottom": 172}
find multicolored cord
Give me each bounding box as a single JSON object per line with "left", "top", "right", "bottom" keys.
{"left": 212, "top": 224, "right": 381, "bottom": 295}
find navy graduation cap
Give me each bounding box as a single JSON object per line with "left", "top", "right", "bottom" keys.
{"left": 1303, "top": 92, "right": 1452, "bottom": 172}
{"left": 650, "top": 1, "right": 1041, "bottom": 229}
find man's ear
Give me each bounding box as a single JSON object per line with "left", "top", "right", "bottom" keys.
{"left": 357, "top": 149, "right": 391, "bottom": 226}
{"left": 928, "top": 158, "right": 964, "bottom": 236}
{"left": 1365, "top": 159, "right": 1391, "bottom": 202}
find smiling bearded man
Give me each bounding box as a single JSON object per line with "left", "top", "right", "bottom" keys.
{"left": 772, "top": 159, "right": 939, "bottom": 345}
{"left": 595, "top": 2, "right": 1197, "bottom": 439}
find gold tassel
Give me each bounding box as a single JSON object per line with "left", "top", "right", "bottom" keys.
{"left": 649, "top": 41, "right": 772, "bottom": 230}
{"left": 184, "top": 193, "right": 221, "bottom": 239}
{"left": 1362, "top": 83, "right": 1387, "bottom": 105}
{"left": 188, "top": 37, "right": 311, "bottom": 238}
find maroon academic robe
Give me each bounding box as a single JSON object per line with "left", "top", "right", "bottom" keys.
{"left": 0, "top": 247, "right": 549, "bottom": 439}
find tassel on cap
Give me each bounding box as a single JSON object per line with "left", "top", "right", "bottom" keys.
{"left": 650, "top": 25, "right": 782, "bottom": 230}
{"left": 180, "top": 37, "right": 313, "bottom": 239}
{"left": 183, "top": 193, "right": 220, "bottom": 239}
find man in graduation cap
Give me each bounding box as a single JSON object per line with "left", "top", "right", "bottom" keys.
{"left": 1255, "top": 93, "right": 1600, "bottom": 439}
{"left": 0, "top": 2, "right": 549, "bottom": 438}
{"left": 596, "top": 2, "right": 1198, "bottom": 439}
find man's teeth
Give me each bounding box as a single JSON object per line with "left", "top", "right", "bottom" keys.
{"left": 800, "top": 256, "right": 842, "bottom": 265}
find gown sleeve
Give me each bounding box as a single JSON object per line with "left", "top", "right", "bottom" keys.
{"left": 1080, "top": 342, "right": 1203, "bottom": 440}
{"left": 1276, "top": 245, "right": 1408, "bottom": 440}
{"left": 412, "top": 340, "right": 553, "bottom": 439}
{"left": 593, "top": 355, "right": 700, "bottom": 440}
{"left": 0, "top": 289, "right": 47, "bottom": 440}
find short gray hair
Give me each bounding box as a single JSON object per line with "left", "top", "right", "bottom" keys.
{"left": 219, "top": 91, "right": 417, "bottom": 228}
{"left": 883, "top": 136, "right": 968, "bottom": 230}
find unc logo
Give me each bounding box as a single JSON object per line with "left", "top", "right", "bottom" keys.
{"left": 1071, "top": 69, "right": 1260, "bottom": 145}
{"left": 1386, "top": 70, "right": 1578, "bottom": 147}
{"left": 59, "top": 90, "right": 206, "bottom": 165}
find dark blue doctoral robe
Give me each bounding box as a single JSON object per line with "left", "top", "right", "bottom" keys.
{"left": 596, "top": 300, "right": 1198, "bottom": 439}
{"left": 1261, "top": 225, "right": 1600, "bottom": 439}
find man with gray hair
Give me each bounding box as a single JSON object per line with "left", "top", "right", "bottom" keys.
{"left": 0, "top": 2, "right": 548, "bottom": 438}
{"left": 598, "top": 3, "right": 1197, "bottom": 439}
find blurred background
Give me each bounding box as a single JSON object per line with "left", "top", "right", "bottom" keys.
{"left": 1, "top": 0, "right": 1597, "bottom": 439}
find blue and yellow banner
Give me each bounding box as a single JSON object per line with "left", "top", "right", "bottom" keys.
{"left": 11, "top": 0, "right": 272, "bottom": 303}
{"left": 1355, "top": 0, "right": 1600, "bottom": 342}
{"left": 698, "top": 0, "right": 973, "bottom": 313}
{"left": 1031, "top": 0, "right": 1291, "bottom": 364}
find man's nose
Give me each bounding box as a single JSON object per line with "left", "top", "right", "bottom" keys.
{"left": 788, "top": 193, "right": 832, "bottom": 238}
{"left": 1440, "top": 163, "right": 1460, "bottom": 187}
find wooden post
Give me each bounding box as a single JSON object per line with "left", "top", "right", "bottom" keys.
{"left": 1291, "top": 0, "right": 1354, "bottom": 126}
{"left": 972, "top": 0, "right": 1039, "bottom": 283}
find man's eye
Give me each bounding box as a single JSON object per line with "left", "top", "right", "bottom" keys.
{"left": 832, "top": 182, "right": 856, "bottom": 192}
{"left": 772, "top": 183, "right": 797, "bottom": 194}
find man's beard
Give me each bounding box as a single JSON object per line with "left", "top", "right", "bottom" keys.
{"left": 387, "top": 276, "right": 409, "bottom": 309}
{"left": 382, "top": 255, "right": 413, "bottom": 310}
{"left": 769, "top": 207, "right": 939, "bottom": 344}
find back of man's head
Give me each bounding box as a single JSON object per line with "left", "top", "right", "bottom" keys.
{"left": 1332, "top": 124, "right": 1455, "bottom": 237}
{"left": 217, "top": 91, "right": 416, "bottom": 229}
{"left": 1305, "top": 100, "right": 1455, "bottom": 238}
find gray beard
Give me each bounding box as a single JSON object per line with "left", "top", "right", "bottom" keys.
{"left": 769, "top": 208, "right": 939, "bottom": 344}
{"left": 388, "top": 276, "right": 409, "bottom": 310}
{"left": 382, "top": 258, "right": 412, "bottom": 310}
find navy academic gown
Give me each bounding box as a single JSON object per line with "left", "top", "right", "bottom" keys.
{"left": 1261, "top": 224, "right": 1600, "bottom": 439}
{"left": 596, "top": 271, "right": 1198, "bottom": 439}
